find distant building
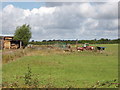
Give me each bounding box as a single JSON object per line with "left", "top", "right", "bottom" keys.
{"left": 0, "top": 36, "right": 23, "bottom": 49}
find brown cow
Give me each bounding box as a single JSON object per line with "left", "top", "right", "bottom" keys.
{"left": 76, "top": 47, "right": 84, "bottom": 51}
{"left": 85, "top": 46, "right": 94, "bottom": 50}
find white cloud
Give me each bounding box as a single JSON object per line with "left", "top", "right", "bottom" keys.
{"left": 79, "top": 3, "right": 96, "bottom": 17}
{"left": 1, "top": 2, "right": 118, "bottom": 40}
{"left": 94, "top": 2, "right": 118, "bottom": 19}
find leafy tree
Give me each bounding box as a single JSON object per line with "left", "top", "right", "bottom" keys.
{"left": 14, "top": 24, "right": 32, "bottom": 48}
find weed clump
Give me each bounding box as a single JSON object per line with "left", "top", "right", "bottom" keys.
{"left": 2, "top": 64, "right": 39, "bottom": 88}
{"left": 23, "top": 64, "right": 39, "bottom": 88}
{"left": 91, "top": 79, "right": 118, "bottom": 88}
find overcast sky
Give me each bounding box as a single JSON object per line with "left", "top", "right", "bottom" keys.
{"left": 1, "top": 2, "right": 118, "bottom": 41}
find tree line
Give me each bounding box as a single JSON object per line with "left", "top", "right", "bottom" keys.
{"left": 29, "top": 38, "right": 120, "bottom": 45}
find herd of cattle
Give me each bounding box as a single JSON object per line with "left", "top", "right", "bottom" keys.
{"left": 64, "top": 43, "right": 106, "bottom": 52}
{"left": 76, "top": 45, "right": 106, "bottom": 51}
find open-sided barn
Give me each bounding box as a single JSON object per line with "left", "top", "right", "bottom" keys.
{"left": 0, "top": 36, "right": 23, "bottom": 49}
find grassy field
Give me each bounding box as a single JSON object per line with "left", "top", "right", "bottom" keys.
{"left": 2, "top": 44, "right": 118, "bottom": 88}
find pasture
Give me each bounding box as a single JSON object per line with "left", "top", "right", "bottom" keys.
{"left": 2, "top": 44, "right": 118, "bottom": 88}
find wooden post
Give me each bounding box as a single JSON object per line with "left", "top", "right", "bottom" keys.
{"left": 20, "top": 41, "right": 22, "bottom": 48}
{"left": 76, "top": 39, "right": 78, "bottom": 47}
{"left": 9, "top": 41, "right": 11, "bottom": 49}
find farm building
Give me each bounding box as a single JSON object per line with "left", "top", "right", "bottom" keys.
{"left": 0, "top": 36, "right": 23, "bottom": 49}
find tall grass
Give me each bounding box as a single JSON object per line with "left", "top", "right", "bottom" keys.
{"left": 2, "top": 48, "right": 35, "bottom": 63}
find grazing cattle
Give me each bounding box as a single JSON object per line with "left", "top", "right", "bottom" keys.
{"left": 85, "top": 46, "right": 94, "bottom": 50}
{"left": 76, "top": 46, "right": 94, "bottom": 51}
{"left": 76, "top": 47, "right": 84, "bottom": 51}
{"left": 96, "top": 47, "right": 105, "bottom": 50}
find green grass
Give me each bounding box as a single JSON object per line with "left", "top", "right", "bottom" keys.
{"left": 2, "top": 44, "right": 118, "bottom": 88}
